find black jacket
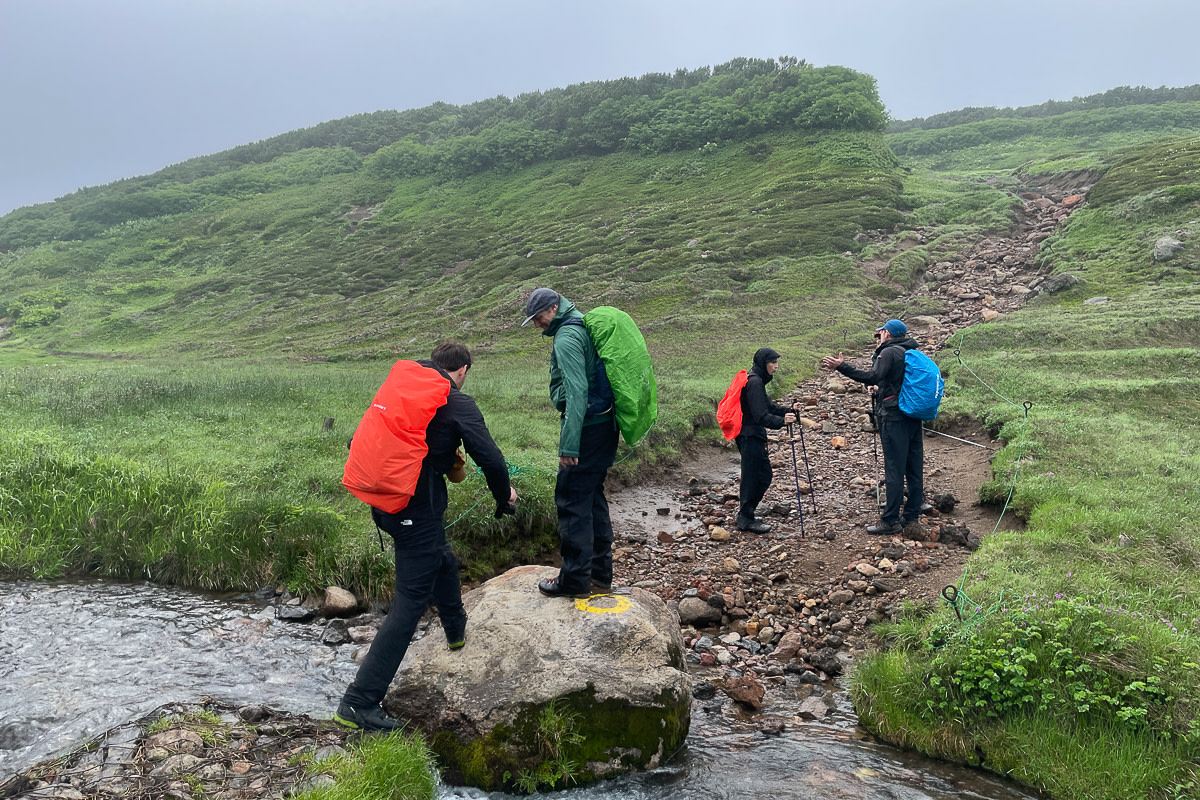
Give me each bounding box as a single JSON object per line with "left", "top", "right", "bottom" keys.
{"left": 739, "top": 351, "right": 791, "bottom": 441}
{"left": 407, "top": 360, "right": 511, "bottom": 519}
{"left": 836, "top": 336, "right": 920, "bottom": 417}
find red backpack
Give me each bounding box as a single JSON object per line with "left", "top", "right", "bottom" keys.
{"left": 716, "top": 370, "right": 749, "bottom": 441}
{"left": 343, "top": 361, "right": 450, "bottom": 513}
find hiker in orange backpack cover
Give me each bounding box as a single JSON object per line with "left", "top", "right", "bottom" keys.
{"left": 734, "top": 348, "right": 796, "bottom": 534}
{"left": 336, "top": 342, "right": 517, "bottom": 733}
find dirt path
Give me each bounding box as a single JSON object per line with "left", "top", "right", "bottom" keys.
{"left": 605, "top": 370, "right": 1020, "bottom": 674}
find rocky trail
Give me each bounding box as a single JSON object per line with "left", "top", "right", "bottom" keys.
{"left": 602, "top": 185, "right": 1089, "bottom": 711}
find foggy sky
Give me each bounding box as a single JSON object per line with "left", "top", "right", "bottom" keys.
{"left": 1, "top": 0, "right": 1196, "bottom": 216}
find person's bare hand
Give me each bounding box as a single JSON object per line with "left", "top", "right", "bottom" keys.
{"left": 784, "top": 412, "right": 796, "bottom": 425}
{"left": 821, "top": 353, "right": 844, "bottom": 370}
{"left": 559, "top": 456, "right": 578, "bottom": 468}
{"left": 509, "top": 487, "right": 518, "bottom": 505}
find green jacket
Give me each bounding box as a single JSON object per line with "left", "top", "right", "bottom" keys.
{"left": 542, "top": 297, "right": 611, "bottom": 457}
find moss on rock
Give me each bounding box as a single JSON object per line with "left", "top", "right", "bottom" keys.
{"left": 429, "top": 684, "right": 690, "bottom": 793}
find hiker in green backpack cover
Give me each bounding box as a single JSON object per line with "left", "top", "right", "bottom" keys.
{"left": 523, "top": 288, "right": 619, "bottom": 598}
{"left": 821, "top": 319, "right": 927, "bottom": 535}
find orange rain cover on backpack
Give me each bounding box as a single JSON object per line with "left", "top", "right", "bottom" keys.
{"left": 716, "top": 370, "right": 749, "bottom": 441}
{"left": 342, "top": 361, "right": 451, "bottom": 513}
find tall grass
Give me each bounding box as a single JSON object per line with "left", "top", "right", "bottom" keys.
{"left": 297, "top": 729, "right": 438, "bottom": 800}
{"left": 0, "top": 360, "right": 559, "bottom": 591}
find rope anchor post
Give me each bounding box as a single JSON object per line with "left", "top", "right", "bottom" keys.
{"left": 941, "top": 585, "right": 963, "bottom": 621}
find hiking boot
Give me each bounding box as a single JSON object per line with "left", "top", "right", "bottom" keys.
{"left": 538, "top": 576, "right": 590, "bottom": 598}
{"left": 866, "top": 521, "right": 903, "bottom": 536}
{"left": 444, "top": 619, "right": 466, "bottom": 650}
{"left": 334, "top": 701, "right": 404, "bottom": 732}
{"left": 736, "top": 518, "right": 771, "bottom": 534}
{"left": 919, "top": 502, "right": 935, "bottom": 514}
{"left": 591, "top": 578, "right": 613, "bottom": 593}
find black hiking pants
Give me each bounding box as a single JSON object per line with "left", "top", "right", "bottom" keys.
{"left": 879, "top": 410, "right": 924, "bottom": 526}
{"left": 554, "top": 419, "right": 619, "bottom": 594}
{"left": 341, "top": 508, "right": 466, "bottom": 709}
{"left": 736, "top": 434, "right": 773, "bottom": 524}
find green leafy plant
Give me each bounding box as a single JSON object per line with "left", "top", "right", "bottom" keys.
{"left": 924, "top": 598, "right": 1192, "bottom": 739}
{"left": 513, "top": 700, "right": 585, "bottom": 793}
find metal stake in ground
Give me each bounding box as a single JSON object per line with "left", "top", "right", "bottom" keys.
{"left": 794, "top": 419, "right": 817, "bottom": 514}
{"left": 786, "top": 423, "right": 807, "bottom": 538}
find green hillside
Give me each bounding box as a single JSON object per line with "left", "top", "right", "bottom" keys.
{"left": 3, "top": 57, "right": 1200, "bottom": 799}
{"left": 0, "top": 130, "right": 901, "bottom": 361}
{"left": 888, "top": 82, "right": 1200, "bottom": 133}
{"left": 0, "top": 57, "right": 905, "bottom": 595}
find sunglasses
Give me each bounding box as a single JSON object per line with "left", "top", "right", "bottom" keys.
{"left": 873, "top": 333, "right": 882, "bottom": 340}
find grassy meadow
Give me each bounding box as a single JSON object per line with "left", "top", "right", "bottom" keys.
{"left": 0, "top": 356, "right": 558, "bottom": 591}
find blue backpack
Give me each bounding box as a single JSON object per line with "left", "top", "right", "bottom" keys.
{"left": 898, "top": 350, "right": 945, "bottom": 421}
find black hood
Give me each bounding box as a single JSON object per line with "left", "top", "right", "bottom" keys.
{"left": 751, "top": 347, "right": 781, "bottom": 383}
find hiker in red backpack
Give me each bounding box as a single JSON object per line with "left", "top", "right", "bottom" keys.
{"left": 821, "top": 319, "right": 927, "bottom": 536}
{"left": 522, "top": 288, "right": 619, "bottom": 598}
{"left": 734, "top": 347, "right": 797, "bottom": 534}
{"left": 336, "top": 342, "right": 516, "bottom": 732}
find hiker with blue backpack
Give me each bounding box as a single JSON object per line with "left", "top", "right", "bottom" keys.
{"left": 821, "top": 319, "right": 943, "bottom": 536}
{"left": 522, "top": 288, "right": 657, "bottom": 598}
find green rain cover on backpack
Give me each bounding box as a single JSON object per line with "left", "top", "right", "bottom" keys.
{"left": 581, "top": 306, "right": 657, "bottom": 444}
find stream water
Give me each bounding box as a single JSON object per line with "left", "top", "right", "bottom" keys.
{"left": 0, "top": 579, "right": 1037, "bottom": 799}
{"left": 0, "top": 579, "right": 357, "bottom": 777}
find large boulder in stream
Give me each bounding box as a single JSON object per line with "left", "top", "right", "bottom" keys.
{"left": 384, "top": 564, "right": 691, "bottom": 792}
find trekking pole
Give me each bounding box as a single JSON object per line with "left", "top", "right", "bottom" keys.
{"left": 794, "top": 419, "right": 817, "bottom": 514}
{"left": 873, "top": 427, "right": 882, "bottom": 510}
{"left": 786, "top": 423, "right": 807, "bottom": 538}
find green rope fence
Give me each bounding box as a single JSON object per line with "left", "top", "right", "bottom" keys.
{"left": 934, "top": 331, "right": 1036, "bottom": 636}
